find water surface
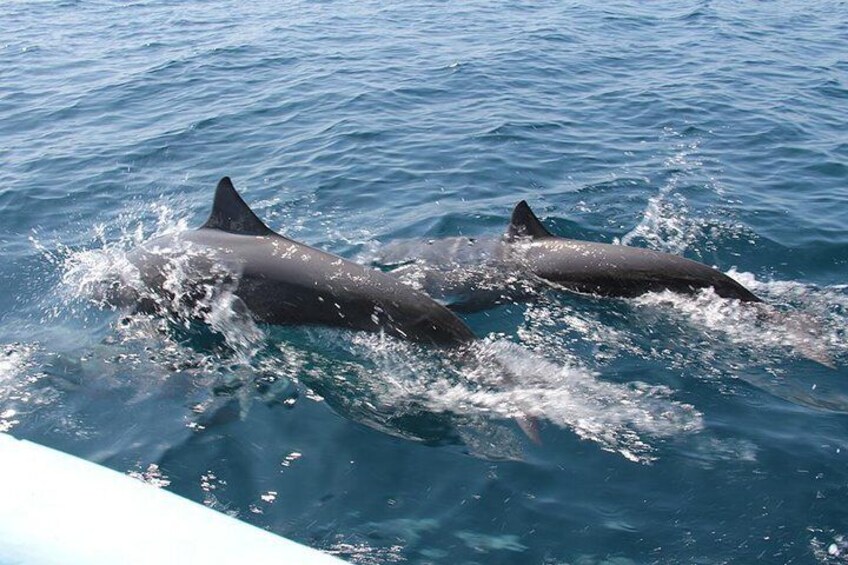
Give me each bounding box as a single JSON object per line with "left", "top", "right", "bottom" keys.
{"left": 2, "top": 1, "right": 847, "bottom": 563}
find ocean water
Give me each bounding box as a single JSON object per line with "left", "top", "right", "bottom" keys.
{"left": 2, "top": 0, "right": 847, "bottom": 563}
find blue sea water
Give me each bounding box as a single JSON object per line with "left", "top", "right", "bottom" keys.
{"left": 2, "top": 0, "right": 848, "bottom": 562}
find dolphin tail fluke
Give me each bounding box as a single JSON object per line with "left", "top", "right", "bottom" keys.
{"left": 760, "top": 307, "right": 836, "bottom": 369}
{"left": 800, "top": 347, "right": 836, "bottom": 370}
{"left": 464, "top": 341, "right": 544, "bottom": 443}
{"left": 784, "top": 314, "right": 836, "bottom": 369}
{"left": 516, "top": 414, "right": 542, "bottom": 445}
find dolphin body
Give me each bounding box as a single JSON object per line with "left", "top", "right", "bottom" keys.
{"left": 123, "top": 177, "right": 476, "bottom": 346}
{"left": 504, "top": 203, "right": 837, "bottom": 368}
{"left": 375, "top": 201, "right": 760, "bottom": 307}
{"left": 505, "top": 201, "right": 760, "bottom": 302}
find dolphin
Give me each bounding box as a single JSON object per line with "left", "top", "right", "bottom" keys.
{"left": 121, "top": 177, "right": 476, "bottom": 346}
{"left": 506, "top": 203, "right": 837, "bottom": 368}
{"left": 505, "top": 200, "right": 761, "bottom": 302}
{"left": 372, "top": 200, "right": 760, "bottom": 307}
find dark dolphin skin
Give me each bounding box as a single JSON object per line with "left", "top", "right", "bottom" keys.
{"left": 507, "top": 200, "right": 761, "bottom": 302}
{"left": 125, "top": 177, "right": 476, "bottom": 346}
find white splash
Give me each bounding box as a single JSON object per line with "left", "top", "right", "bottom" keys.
{"left": 619, "top": 136, "right": 705, "bottom": 254}
{"left": 47, "top": 200, "right": 265, "bottom": 360}
{"left": 0, "top": 343, "right": 50, "bottom": 432}
{"left": 810, "top": 529, "right": 848, "bottom": 564}
{"left": 127, "top": 463, "right": 171, "bottom": 488}
{"left": 633, "top": 270, "right": 847, "bottom": 367}
{"left": 339, "top": 333, "right": 702, "bottom": 463}
{"left": 324, "top": 539, "right": 406, "bottom": 565}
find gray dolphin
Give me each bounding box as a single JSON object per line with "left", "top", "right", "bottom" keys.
{"left": 123, "top": 177, "right": 475, "bottom": 346}
{"left": 506, "top": 200, "right": 761, "bottom": 302}
{"left": 507, "top": 203, "right": 834, "bottom": 368}
{"left": 373, "top": 200, "right": 759, "bottom": 307}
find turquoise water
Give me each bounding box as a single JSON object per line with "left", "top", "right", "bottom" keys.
{"left": 2, "top": 1, "right": 848, "bottom": 562}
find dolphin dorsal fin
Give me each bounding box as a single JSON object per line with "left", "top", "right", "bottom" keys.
{"left": 201, "top": 177, "right": 272, "bottom": 236}
{"left": 507, "top": 200, "right": 554, "bottom": 239}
